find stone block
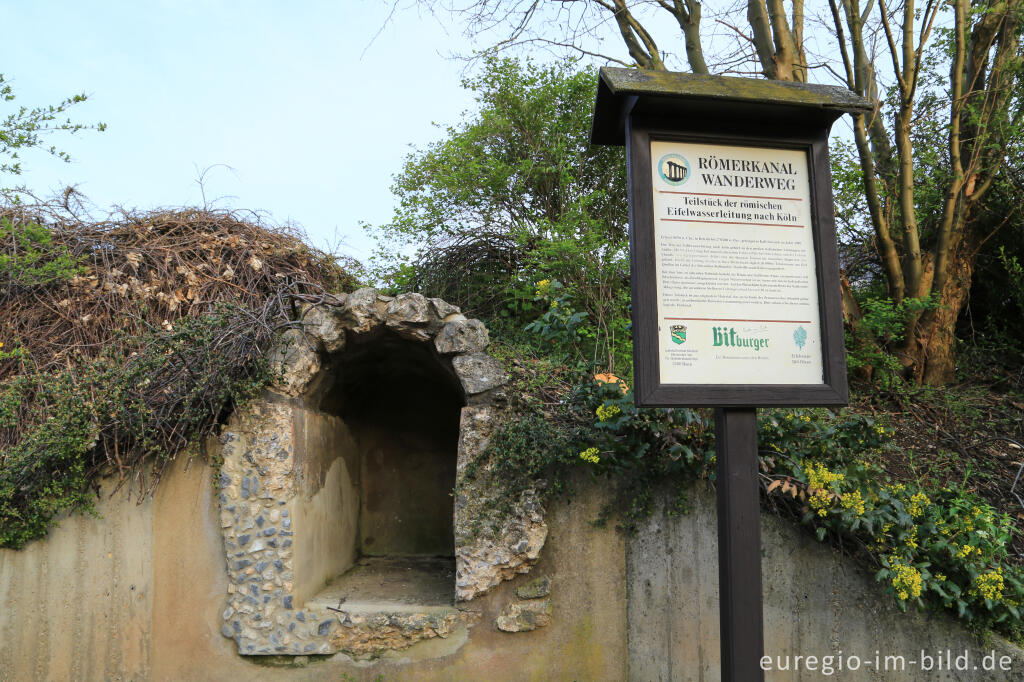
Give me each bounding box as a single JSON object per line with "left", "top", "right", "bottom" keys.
{"left": 452, "top": 353, "right": 508, "bottom": 395}
{"left": 455, "top": 406, "right": 498, "bottom": 473}
{"left": 495, "top": 599, "right": 552, "bottom": 632}
{"left": 299, "top": 304, "right": 347, "bottom": 353}
{"left": 340, "top": 287, "right": 385, "bottom": 334}
{"left": 435, "top": 319, "right": 489, "bottom": 355}
{"left": 385, "top": 292, "right": 442, "bottom": 342}
{"left": 429, "top": 297, "right": 461, "bottom": 320}
{"left": 515, "top": 575, "right": 551, "bottom": 599}
{"left": 268, "top": 329, "right": 320, "bottom": 397}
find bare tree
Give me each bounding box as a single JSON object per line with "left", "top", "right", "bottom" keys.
{"left": 411, "top": 1, "right": 706, "bottom": 71}
{"left": 406, "top": 0, "right": 1024, "bottom": 384}
{"left": 831, "top": 0, "right": 1024, "bottom": 383}
{"left": 416, "top": 1, "right": 814, "bottom": 79}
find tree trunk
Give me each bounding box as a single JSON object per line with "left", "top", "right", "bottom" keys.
{"left": 897, "top": 250, "right": 975, "bottom": 385}
{"left": 919, "top": 254, "right": 973, "bottom": 385}
{"left": 841, "top": 273, "right": 876, "bottom": 382}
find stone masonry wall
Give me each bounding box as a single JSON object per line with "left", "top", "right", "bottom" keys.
{"left": 216, "top": 290, "right": 548, "bottom": 656}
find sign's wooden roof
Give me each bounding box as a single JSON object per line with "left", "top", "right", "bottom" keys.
{"left": 591, "top": 67, "right": 874, "bottom": 145}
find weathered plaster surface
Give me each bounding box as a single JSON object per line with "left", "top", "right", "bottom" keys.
{"left": 628, "top": 484, "right": 1024, "bottom": 681}
{"left": 291, "top": 456, "right": 358, "bottom": 606}
{"left": 5, "top": 454, "right": 1021, "bottom": 680}
{"left": 289, "top": 408, "right": 359, "bottom": 606}
{"left": 0, "top": 476, "right": 154, "bottom": 681}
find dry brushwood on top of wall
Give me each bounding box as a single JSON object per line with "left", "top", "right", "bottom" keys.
{"left": 0, "top": 202, "right": 359, "bottom": 547}
{"left": 0, "top": 203, "right": 358, "bottom": 380}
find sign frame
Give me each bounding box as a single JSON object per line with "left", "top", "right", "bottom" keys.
{"left": 593, "top": 68, "right": 872, "bottom": 682}
{"left": 627, "top": 119, "right": 849, "bottom": 407}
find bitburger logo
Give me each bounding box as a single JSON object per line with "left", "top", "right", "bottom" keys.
{"left": 712, "top": 326, "right": 770, "bottom": 351}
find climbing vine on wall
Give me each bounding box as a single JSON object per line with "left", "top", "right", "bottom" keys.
{"left": 0, "top": 307, "right": 274, "bottom": 548}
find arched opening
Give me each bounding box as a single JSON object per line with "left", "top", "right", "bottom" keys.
{"left": 302, "top": 330, "right": 464, "bottom": 609}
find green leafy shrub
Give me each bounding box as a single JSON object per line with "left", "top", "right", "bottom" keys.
{"left": 0, "top": 305, "right": 274, "bottom": 548}
{"left": 463, "top": 412, "right": 575, "bottom": 499}
{"left": 523, "top": 279, "right": 589, "bottom": 362}
{"left": 466, "top": 357, "right": 714, "bottom": 534}
{"left": 474, "top": 352, "right": 1024, "bottom": 642}
{"left": 0, "top": 218, "right": 83, "bottom": 289}
{"left": 369, "top": 57, "right": 631, "bottom": 376}
{"left": 846, "top": 295, "right": 938, "bottom": 387}
{"left": 998, "top": 247, "right": 1024, "bottom": 319}
{"left": 760, "top": 408, "right": 1024, "bottom": 639}
{"left": 0, "top": 206, "right": 356, "bottom": 548}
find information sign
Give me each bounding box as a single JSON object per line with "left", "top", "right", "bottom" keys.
{"left": 591, "top": 68, "right": 871, "bottom": 682}
{"left": 650, "top": 140, "right": 824, "bottom": 386}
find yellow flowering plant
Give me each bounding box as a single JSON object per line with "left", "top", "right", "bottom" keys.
{"left": 523, "top": 278, "right": 590, "bottom": 364}
{"left": 758, "top": 407, "right": 1024, "bottom": 633}
{"left": 480, "top": 377, "right": 1024, "bottom": 642}
{"left": 0, "top": 339, "right": 26, "bottom": 362}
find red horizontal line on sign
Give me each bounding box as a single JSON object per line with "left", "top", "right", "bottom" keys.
{"left": 665, "top": 317, "right": 812, "bottom": 323}
{"left": 661, "top": 218, "right": 804, "bottom": 228}
{"left": 659, "top": 190, "right": 802, "bottom": 201}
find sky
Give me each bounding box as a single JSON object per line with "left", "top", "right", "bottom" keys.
{"left": 3, "top": 2, "right": 864, "bottom": 266}
{"left": 3, "top": 1, "right": 479, "bottom": 261}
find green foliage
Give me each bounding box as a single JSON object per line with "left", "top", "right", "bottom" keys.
{"left": 845, "top": 295, "right": 938, "bottom": 387}
{"left": 577, "top": 381, "right": 714, "bottom": 530}
{"left": 998, "top": 247, "right": 1024, "bottom": 319}
{"left": 464, "top": 413, "right": 576, "bottom": 500}
{"left": 829, "top": 32, "right": 1024, "bottom": 385}
{"left": 761, "top": 409, "right": 1024, "bottom": 639}
{"left": 828, "top": 139, "right": 878, "bottom": 285}
{"left": 0, "top": 305, "right": 273, "bottom": 548}
{"left": 523, "top": 279, "right": 593, "bottom": 365}
{"left": 1, "top": 73, "right": 105, "bottom": 184}
{"left": 474, "top": 349, "right": 1024, "bottom": 640}
{"left": 369, "top": 57, "right": 631, "bottom": 374}
{"left": 0, "top": 218, "right": 83, "bottom": 289}
{"left": 466, "top": 357, "right": 714, "bottom": 534}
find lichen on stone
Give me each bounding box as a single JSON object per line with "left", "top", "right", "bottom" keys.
{"left": 495, "top": 599, "right": 553, "bottom": 632}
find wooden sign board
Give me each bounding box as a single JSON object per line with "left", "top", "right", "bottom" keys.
{"left": 591, "top": 69, "right": 872, "bottom": 407}
{"left": 592, "top": 69, "right": 872, "bottom": 682}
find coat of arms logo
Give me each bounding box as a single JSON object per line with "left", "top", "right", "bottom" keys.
{"left": 671, "top": 324, "right": 687, "bottom": 344}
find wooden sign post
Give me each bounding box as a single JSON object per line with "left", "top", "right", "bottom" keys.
{"left": 592, "top": 69, "right": 871, "bottom": 681}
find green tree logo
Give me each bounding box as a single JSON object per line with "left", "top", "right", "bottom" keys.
{"left": 793, "top": 326, "right": 808, "bottom": 350}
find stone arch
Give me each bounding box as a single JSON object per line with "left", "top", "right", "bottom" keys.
{"left": 216, "top": 290, "right": 546, "bottom": 657}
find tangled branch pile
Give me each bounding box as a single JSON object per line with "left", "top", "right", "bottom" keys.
{"left": 404, "top": 231, "right": 523, "bottom": 319}
{"left": 0, "top": 204, "right": 356, "bottom": 377}
{"left": 0, "top": 204, "right": 357, "bottom": 547}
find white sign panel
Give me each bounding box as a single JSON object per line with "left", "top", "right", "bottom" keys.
{"left": 651, "top": 140, "right": 824, "bottom": 385}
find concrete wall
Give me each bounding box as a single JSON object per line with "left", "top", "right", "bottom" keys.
{"left": 291, "top": 407, "right": 360, "bottom": 606}
{"left": 350, "top": 362, "right": 461, "bottom": 558}
{"left": 358, "top": 422, "right": 456, "bottom": 556}
{"left": 628, "top": 483, "right": 1024, "bottom": 681}
{"left": 0, "top": 457, "right": 628, "bottom": 682}
{"left": 2, "top": 461, "right": 1023, "bottom": 681}
{"left": 0, "top": 473, "right": 154, "bottom": 681}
